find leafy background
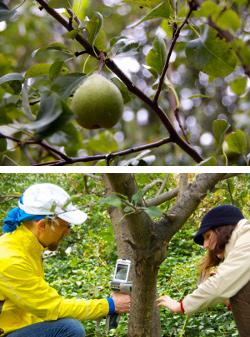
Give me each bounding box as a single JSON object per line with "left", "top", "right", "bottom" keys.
{"left": 0, "top": 0, "right": 250, "bottom": 165}
{"left": 0, "top": 173, "right": 249, "bottom": 336}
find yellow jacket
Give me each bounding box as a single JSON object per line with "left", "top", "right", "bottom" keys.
{"left": 0, "top": 225, "right": 109, "bottom": 336}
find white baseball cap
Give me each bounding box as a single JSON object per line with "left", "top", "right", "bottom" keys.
{"left": 18, "top": 183, "right": 87, "bottom": 225}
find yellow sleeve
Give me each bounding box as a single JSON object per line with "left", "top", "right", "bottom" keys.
{"left": 0, "top": 258, "right": 109, "bottom": 321}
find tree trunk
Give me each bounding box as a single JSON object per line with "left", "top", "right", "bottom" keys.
{"left": 103, "top": 174, "right": 164, "bottom": 337}
{"left": 128, "top": 258, "right": 161, "bottom": 337}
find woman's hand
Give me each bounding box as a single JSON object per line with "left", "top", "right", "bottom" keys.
{"left": 156, "top": 295, "right": 182, "bottom": 313}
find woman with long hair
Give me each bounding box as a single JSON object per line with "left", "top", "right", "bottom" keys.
{"left": 157, "top": 204, "right": 250, "bottom": 337}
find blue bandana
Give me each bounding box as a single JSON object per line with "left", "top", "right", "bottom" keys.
{"left": 2, "top": 196, "right": 46, "bottom": 233}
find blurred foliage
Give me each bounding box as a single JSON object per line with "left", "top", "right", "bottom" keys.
{"left": 0, "top": 173, "right": 250, "bottom": 335}
{"left": 0, "top": 0, "right": 250, "bottom": 165}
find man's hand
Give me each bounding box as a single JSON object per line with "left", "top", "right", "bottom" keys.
{"left": 156, "top": 295, "right": 181, "bottom": 313}
{"left": 112, "top": 292, "right": 131, "bottom": 314}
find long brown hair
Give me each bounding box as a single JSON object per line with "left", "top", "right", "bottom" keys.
{"left": 198, "top": 224, "right": 237, "bottom": 282}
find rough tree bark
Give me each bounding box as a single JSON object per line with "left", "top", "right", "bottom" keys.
{"left": 103, "top": 173, "right": 231, "bottom": 337}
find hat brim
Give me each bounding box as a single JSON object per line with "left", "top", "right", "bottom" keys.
{"left": 58, "top": 209, "right": 87, "bottom": 225}
{"left": 194, "top": 229, "right": 205, "bottom": 245}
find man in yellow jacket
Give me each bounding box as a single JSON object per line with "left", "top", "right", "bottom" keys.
{"left": 0, "top": 183, "right": 130, "bottom": 337}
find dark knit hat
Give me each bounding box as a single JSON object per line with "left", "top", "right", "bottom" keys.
{"left": 194, "top": 204, "right": 244, "bottom": 245}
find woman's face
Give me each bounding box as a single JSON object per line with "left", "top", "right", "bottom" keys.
{"left": 203, "top": 230, "right": 216, "bottom": 250}
{"left": 203, "top": 229, "right": 224, "bottom": 259}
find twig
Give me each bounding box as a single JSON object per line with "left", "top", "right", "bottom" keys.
{"left": 156, "top": 175, "right": 168, "bottom": 196}
{"left": 174, "top": 108, "right": 189, "bottom": 144}
{"left": 34, "top": 0, "right": 203, "bottom": 164}
{"left": 142, "top": 179, "right": 163, "bottom": 194}
{"left": 0, "top": 132, "right": 71, "bottom": 162}
{"left": 0, "top": 131, "right": 173, "bottom": 165}
{"left": 105, "top": 137, "right": 172, "bottom": 165}
{"left": 38, "top": 137, "right": 173, "bottom": 166}
{"left": 75, "top": 50, "right": 88, "bottom": 57}
{"left": 66, "top": 8, "right": 74, "bottom": 30}
{"left": 145, "top": 188, "right": 179, "bottom": 207}
{"left": 154, "top": 3, "right": 195, "bottom": 104}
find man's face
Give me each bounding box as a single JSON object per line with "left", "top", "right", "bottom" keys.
{"left": 39, "top": 217, "right": 71, "bottom": 251}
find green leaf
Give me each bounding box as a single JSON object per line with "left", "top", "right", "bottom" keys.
{"left": 146, "top": 36, "right": 167, "bottom": 75}
{"left": 21, "top": 82, "right": 33, "bottom": 119}
{"left": 44, "top": 42, "right": 71, "bottom": 52}
{"left": 230, "top": 77, "right": 247, "bottom": 96}
{"left": 194, "top": 1, "right": 220, "bottom": 19}
{"left": 48, "top": 0, "right": 70, "bottom": 8}
{"left": 49, "top": 61, "right": 67, "bottom": 81}
{"left": 131, "top": 190, "right": 144, "bottom": 205}
{"left": 0, "top": 3, "right": 16, "bottom": 22}
{"left": 63, "top": 29, "right": 81, "bottom": 39}
{"left": 111, "top": 77, "right": 132, "bottom": 104}
{"left": 48, "top": 122, "right": 82, "bottom": 157}
{"left": 0, "top": 73, "right": 24, "bottom": 94}
{"left": 185, "top": 28, "right": 237, "bottom": 77}
{"left": 232, "top": 39, "right": 250, "bottom": 69}
{"left": 100, "top": 195, "right": 123, "bottom": 208}
{"left": 129, "top": 1, "right": 173, "bottom": 27}
{"left": 234, "top": 0, "right": 248, "bottom": 6}
{"left": 0, "top": 73, "right": 24, "bottom": 86}
{"left": 51, "top": 73, "right": 86, "bottom": 98}
{"left": 86, "top": 12, "right": 107, "bottom": 50}
{"left": 26, "top": 92, "right": 62, "bottom": 131}
{"left": 72, "top": 0, "right": 89, "bottom": 21}
{"left": 87, "top": 131, "right": 119, "bottom": 153}
{"left": 124, "top": 205, "right": 134, "bottom": 213}
{"left": 212, "top": 119, "right": 230, "bottom": 145}
{"left": 0, "top": 138, "right": 7, "bottom": 152}
{"left": 216, "top": 9, "right": 241, "bottom": 33}
{"left": 32, "top": 43, "right": 72, "bottom": 61}
{"left": 197, "top": 156, "right": 217, "bottom": 166}
{"left": 224, "top": 130, "right": 247, "bottom": 155}
{"left": 26, "top": 93, "right": 73, "bottom": 137}
{"left": 110, "top": 37, "right": 140, "bottom": 57}
{"left": 25, "top": 64, "right": 51, "bottom": 78}
{"left": 125, "top": 0, "right": 163, "bottom": 8}
{"left": 144, "top": 206, "right": 162, "bottom": 217}
{"left": 41, "top": 101, "right": 73, "bottom": 138}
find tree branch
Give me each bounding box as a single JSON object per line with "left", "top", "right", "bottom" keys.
{"left": 177, "top": 174, "right": 189, "bottom": 202}
{"left": 142, "top": 179, "right": 163, "bottom": 194}
{"left": 0, "top": 132, "right": 174, "bottom": 165}
{"left": 36, "top": 137, "right": 173, "bottom": 166}
{"left": 156, "top": 173, "right": 231, "bottom": 242}
{"left": 156, "top": 175, "right": 168, "bottom": 196}
{"left": 154, "top": 3, "right": 194, "bottom": 103}
{"left": 145, "top": 188, "right": 179, "bottom": 207}
{"left": 0, "top": 132, "right": 70, "bottom": 162}
{"left": 34, "top": 0, "right": 203, "bottom": 164}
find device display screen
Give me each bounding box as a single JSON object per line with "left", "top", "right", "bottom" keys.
{"left": 115, "top": 264, "right": 129, "bottom": 281}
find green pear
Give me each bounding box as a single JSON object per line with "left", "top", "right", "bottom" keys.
{"left": 71, "top": 74, "right": 124, "bottom": 129}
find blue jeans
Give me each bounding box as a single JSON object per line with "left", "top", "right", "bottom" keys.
{"left": 6, "top": 318, "right": 85, "bottom": 337}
